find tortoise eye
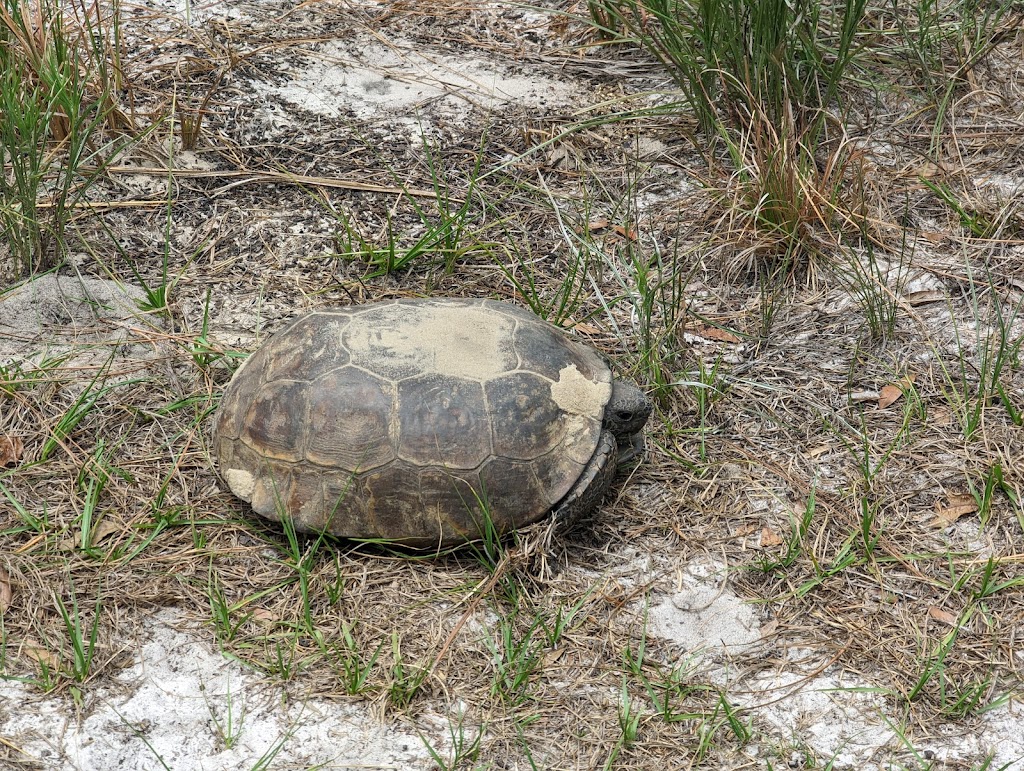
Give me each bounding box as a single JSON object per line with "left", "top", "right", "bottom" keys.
{"left": 616, "top": 411, "right": 634, "bottom": 422}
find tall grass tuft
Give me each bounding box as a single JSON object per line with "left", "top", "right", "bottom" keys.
{"left": 586, "top": 0, "right": 867, "bottom": 265}
{"left": 607, "top": 0, "right": 866, "bottom": 139}
{"left": 0, "top": 0, "right": 132, "bottom": 280}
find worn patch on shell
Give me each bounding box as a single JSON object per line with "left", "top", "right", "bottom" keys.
{"left": 346, "top": 305, "right": 516, "bottom": 380}
{"left": 224, "top": 468, "right": 256, "bottom": 501}
{"left": 550, "top": 364, "right": 611, "bottom": 416}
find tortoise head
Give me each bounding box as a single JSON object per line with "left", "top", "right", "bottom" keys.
{"left": 604, "top": 379, "right": 652, "bottom": 462}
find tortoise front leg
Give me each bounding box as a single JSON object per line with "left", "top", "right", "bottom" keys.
{"left": 551, "top": 429, "right": 618, "bottom": 531}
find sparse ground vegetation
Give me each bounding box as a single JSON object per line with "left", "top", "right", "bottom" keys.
{"left": 1, "top": 0, "right": 1023, "bottom": 768}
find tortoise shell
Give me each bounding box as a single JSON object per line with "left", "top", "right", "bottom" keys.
{"left": 213, "top": 298, "right": 616, "bottom": 547}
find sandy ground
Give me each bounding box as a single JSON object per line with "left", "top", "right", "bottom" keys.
{"left": 2, "top": 554, "right": 1022, "bottom": 769}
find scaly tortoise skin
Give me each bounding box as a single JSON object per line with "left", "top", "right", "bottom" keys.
{"left": 213, "top": 298, "right": 651, "bottom": 548}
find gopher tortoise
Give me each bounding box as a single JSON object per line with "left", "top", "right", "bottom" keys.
{"left": 213, "top": 298, "right": 651, "bottom": 548}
